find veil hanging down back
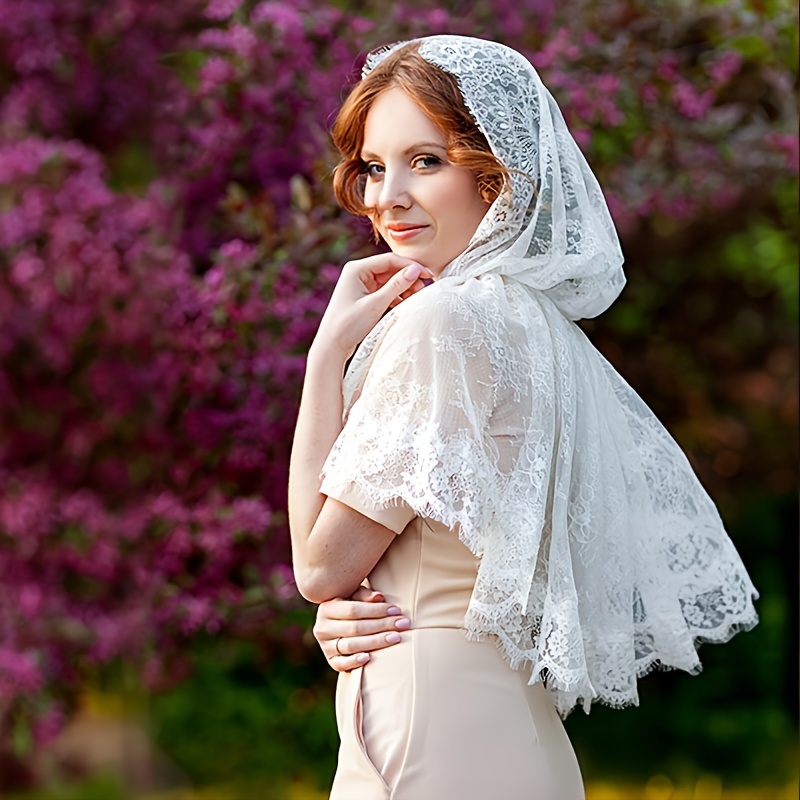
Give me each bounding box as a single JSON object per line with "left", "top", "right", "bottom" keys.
{"left": 321, "top": 35, "right": 758, "bottom": 716}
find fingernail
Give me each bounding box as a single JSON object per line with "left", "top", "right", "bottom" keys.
{"left": 356, "top": 653, "right": 370, "bottom": 663}
{"left": 404, "top": 263, "right": 422, "bottom": 281}
{"left": 385, "top": 632, "right": 402, "bottom": 644}
{"left": 394, "top": 618, "right": 411, "bottom": 630}
{"left": 387, "top": 606, "right": 402, "bottom": 616}
{"left": 421, "top": 277, "right": 434, "bottom": 287}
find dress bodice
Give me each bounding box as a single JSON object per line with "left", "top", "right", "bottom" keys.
{"left": 331, "top": 513, "right": 586, "bottom": 800}
{"left": 369, "top": 517, "right": 480, "bottom": 629}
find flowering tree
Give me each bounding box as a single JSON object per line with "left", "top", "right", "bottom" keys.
{"left": 0, "top": 0, "right": 796, "bottom": 772}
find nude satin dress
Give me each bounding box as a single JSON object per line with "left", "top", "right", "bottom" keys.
{"left": 326, "top": 489, "right": 586, "bottom": 800}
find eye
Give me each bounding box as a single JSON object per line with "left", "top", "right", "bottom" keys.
{"left": 412, "top": 154, "right": 442, "bottom": 169}
{"left": 361, "top": 161, "right": 384, "bottom": 179}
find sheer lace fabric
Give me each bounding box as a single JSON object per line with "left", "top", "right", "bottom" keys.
{"left": 321, "top": 278, "right": 758, "bottom": 716}
{"left": 321, "top": 36, "right": 758, "bottom": 717}
{"left": 364, "top": 36, "right": 626, "bottom": 321}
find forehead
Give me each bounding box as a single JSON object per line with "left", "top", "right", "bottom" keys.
{"left": 361, "top": 87, "right": 446, "bottom": 154}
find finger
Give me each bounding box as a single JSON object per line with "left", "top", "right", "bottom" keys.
{"left": 389, "top": 290, "right": 416, "bottom": 307}
{"left": 350, "top": 586, "right": 385, "bottom": 602}
{"left": 315, "top": 614, "right": 410, "bottom": 647}
{"left": 328, "top": 652, "right": 371, "bottom": 672}
{"left": 371, "top": 263, "right": 425, "bottom": 307}
{"left": 345, "top": 614, "right": 410, "bottom": 638}
{"left": 354, "top": 252, "right": 430, "bottom": 277}
{"left": 360, "top": 258, "right": 434, "bottom": 291}
{"left": 349, "top": 254, "right": 413, "bottom": 290}
{"left": 325, "top": 631, "right": 405, "bottom": 672}
{"left": 313, "top": 607, "right": 407, "bottom": 653}
{"left": 346, "top": 630, "right": 405, "bottom": 654}
{"left": 326, "top": 627, "right": 405, "bottom": 663}
{"left": 394, "top": 278, "right": 428, "bottom": 302}
{"left": 324, "top": 600, "right": 403, "bottom": 621}
{"left": 390, "top": 275, "right": 434, "bottom": 307}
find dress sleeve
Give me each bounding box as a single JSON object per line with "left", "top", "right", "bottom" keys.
{"left": 319, "top": 285, "right": 499, "bottom": 535}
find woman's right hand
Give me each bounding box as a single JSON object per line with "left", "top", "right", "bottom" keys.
{"left": 314, "top": 253, "right": 433, "bottom": 361}
{"left": 313, "top": 585, "right": 411, "bottom": 672}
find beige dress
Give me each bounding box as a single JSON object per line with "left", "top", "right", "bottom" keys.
{"left": 326, "top": 491, "right": 585, "bottom": 800}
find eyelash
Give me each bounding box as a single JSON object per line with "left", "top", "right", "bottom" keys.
{"left": 413, "top": 155, "right": 442, "bottom": 169}
{"left": 361, "top": 154, "right": 443, "bottom": 178}
{"left": 362, "top": 162, "right": 384, "bottom": 178}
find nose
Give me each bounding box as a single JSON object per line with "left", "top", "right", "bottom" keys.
{"left": 375, "top": 168, "right": 412, "bottom": 213}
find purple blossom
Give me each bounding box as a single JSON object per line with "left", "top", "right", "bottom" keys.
{"left": 32, "top": 704, "right": 65, "bottom": 748}
{"left": 673, "top": 80, "right": 715, "bottom": 120}
{"left": 218, "top": 238, "right": 257, "bottom": 266}
{"left": 204, "top": 0, "right": 244, "bottom": 20}
{"left": 640, "top": 82, "right": 658, "bottom": 106}
{"left": 706, "top": 51, "right": 743, "bottom": 86}
{"left": 0, "top": 648, "right": 42, "bottom": 694}
{"left": 199, "top": 55, "right": 237, "bottom": 95}
{"left": 0, "top": 0, "right": 794, "bottom": 755}
{"left": 251, "top": 1, "right": 305, "bottom": 34}
{"left": 199, "top": 23, "right": 258, "bottom": 57}
{"left": 766, "top": 133, "right": 800, "bottom": 172}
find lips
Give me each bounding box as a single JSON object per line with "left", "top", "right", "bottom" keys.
{"left": 385, "top": 222, "right": 428, "bottom": 232}
{"left": 384, "top": 221, "right": 429, "bottom": 243}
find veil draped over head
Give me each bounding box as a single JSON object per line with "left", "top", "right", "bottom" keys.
{"left": 321, "top": 35, "right": 758, "bottom": 716}
{"left": 365, "top": 35, "right": 626, "bottom": 320}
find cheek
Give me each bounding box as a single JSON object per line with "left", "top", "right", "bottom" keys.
{"left": 363, "top": 183, "right": 379, "bottom": 211}
{"left": 432, "top": 176, "right": 484, "bottom": 230}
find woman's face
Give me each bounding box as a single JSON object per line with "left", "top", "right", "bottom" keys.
{"left": 361, "top": 87, "right": 490, "bottom": 276}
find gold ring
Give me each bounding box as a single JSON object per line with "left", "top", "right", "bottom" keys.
{"left": 335, "top": 637, "right": 345, "bottom": 656}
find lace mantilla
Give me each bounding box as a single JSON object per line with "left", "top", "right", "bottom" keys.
{"left": 320, "top": 277, "right": 758, "bottom": 716}
{"left": 321, "top": 36, "right": 759, "bottom": 717}
{"left": 364, "top": 35, "right": 626, "bottom": 321}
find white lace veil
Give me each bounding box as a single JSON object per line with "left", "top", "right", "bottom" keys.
{"left": 364, "top": 35, "right": 626, "bottom": 320}
{"left": 321, "top": 35, "right": 759, "bottom": 716}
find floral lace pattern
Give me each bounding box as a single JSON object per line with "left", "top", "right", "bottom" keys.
{"left": 321, "top": 278, "right": 758, "bottom": 716}
{"left": 323, "top": 36, "right": 759, "bottom": 717}
{"left": 365, "top": 35, "right": 626, "bottom": 321}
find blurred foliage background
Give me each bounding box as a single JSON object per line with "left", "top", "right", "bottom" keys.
{"left": 0, "top": 0, "right": 796, "bottom": 796}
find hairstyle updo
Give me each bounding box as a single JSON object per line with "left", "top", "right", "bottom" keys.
{"left": 331, "top": 42, "right": 509, "bottom": 217}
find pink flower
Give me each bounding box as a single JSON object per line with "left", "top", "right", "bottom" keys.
{"left": 656, "top": 55, "right": 680, "bottom": 81}
{"left": 32, "top": 704, "right": 66, "bottom": 748}
{"left": 571, "top": 128, "right": 592, "bottom": 148}
{"left": 218, "top": 238, "right": 257, "bottom": 266}
{"left": 252, "top": 1, "right": 304, "bottom": 33}
{"left": 0, "top": 648, "right": 42, "bottom": 694}
{"left": 767, "top": 133, "right": 800, "bottom": 173}
{"left": 204, "top": 0, "right": 245, "bottom": 20}
{"left": 640, "top": 83, "right": 659, "bottom": 106}
{"left": 673, "top": 81, "right": 715, "bottom": 120}
{"left": 10, "top": 253, "right": 44, "bottom": 284}
{"left": 426, "top": 8, "right": 450, "bottom": 29}
{"left": 230, "top": 23, "right": 258, "bottom": 57}
{"left": 707, "top": 51, "right": 743, "bottom": 86}
{"left": 199, "top": 56, "right": 236, "bottom": 96}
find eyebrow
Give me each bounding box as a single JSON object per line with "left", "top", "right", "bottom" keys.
{"left": 360, "top": 142, "right": 448, "bottom": 160}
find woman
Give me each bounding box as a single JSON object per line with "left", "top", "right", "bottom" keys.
{"left": 289, "top": 36, "right": 758, "bottom": 799}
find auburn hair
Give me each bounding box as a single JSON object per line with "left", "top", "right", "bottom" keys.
{"left": 331, "top": 42, "right": 509, "bottom": 217}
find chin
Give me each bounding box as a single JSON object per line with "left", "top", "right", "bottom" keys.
{"left": 389, "top": 246, "right": 443, "bottom": 274}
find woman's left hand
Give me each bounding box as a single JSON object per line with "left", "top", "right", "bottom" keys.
{"left": 314, "top": 585, "right": 411, "bottom": 672}
{"left": 314, "top": 253, "right": 433, "bottom": 361}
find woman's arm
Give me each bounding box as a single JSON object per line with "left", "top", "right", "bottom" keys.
{"left": 288, "top": 254, "right": 431, "bottom": 603}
